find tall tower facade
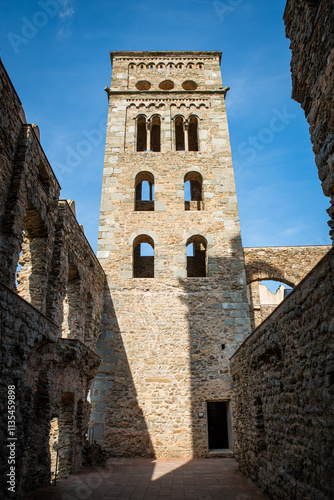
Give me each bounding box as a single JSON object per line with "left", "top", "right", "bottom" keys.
{"left": 92, "top": 51, "right": 251, "bottom": 458}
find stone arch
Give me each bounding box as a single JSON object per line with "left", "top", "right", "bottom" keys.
{"left": 243, "top": 245, "right": 330, "bottom": 331}
{"left": 246, "top": 266, "right": 296, "bottom": 288}
{"left": 129, "top": 230, "right": 159, "bottom": 246}
{"left": 133, "top": 234, "right": 155, "bottom": 278}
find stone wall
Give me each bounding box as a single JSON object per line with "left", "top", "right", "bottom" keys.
{"left": 0, "top": 56, "right": 105, "bottom": 498}
{"left": 244, "top": 245, "right": 330, "bottom": 329}
{"left": 231, "top": 248, "right": 334, "bottom": 499}
{"left": 284, "top": 0, "right": 334, "bottom": 241}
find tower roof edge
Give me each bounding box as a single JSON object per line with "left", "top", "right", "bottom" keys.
{"left": 109, "top": 51, "right": 222, "bottom": 65}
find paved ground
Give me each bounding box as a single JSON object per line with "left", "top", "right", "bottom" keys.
{"left": 25, "top": 458, "right": 267, "bottom": 499}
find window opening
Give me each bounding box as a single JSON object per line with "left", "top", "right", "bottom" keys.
{"left": 184, "top": 171, "right": 203, "bottom": 210}
{"left": 188, "top": 116, "right": 199, "bottom": 151}
{"left": 175, "top": 116, "right": 185, "bottom": 151}
{"left": 150, "top": 115, "right": 161, "bottom": 152}
{"left": 133, "top": 235, "right": 154, "bottom": 278}
{"left": 135, "top": 171, "right": 154, "bottom": 211}
{"left": 186, "top": 235, "right": 207, "bottom": 277}
{"left": 136, "top": 115, "right": 147, "bottom": 151}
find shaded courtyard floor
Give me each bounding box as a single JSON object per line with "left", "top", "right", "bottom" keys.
{"left": 25, "top": 457, "right": 267, "bottom": 499}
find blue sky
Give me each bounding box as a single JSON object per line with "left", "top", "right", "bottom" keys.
{"left": 0, "top": 0, "right": 331, "bottom": 251}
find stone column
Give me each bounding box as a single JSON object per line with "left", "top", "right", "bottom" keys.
{"left": 184, "top": 120, "right": 189, "bottom": 152}
{"left": 146, "top": 120, "right": 151, "bottom": 152}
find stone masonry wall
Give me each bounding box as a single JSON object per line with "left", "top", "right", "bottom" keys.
{"left": 231, "top": 248, "right": 334, "bottom": 499}
{"left": 244, "top": 245, "right": 330, "bottom": 329}
{"left": 0, "top": 281, "right": 58, "bottom": 498}
{"left": 284, "top": 0, "right": 334, "bottom": 241}
{"left": 92, "top": 51, "right": 251, "bottom": 458}
{"left": 0, "top": 57, "right": 104, "bottom": 497}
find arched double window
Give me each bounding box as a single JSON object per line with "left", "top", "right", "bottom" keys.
{"left": 174, "top": 115, "right": 199, "bottom": 151}
{"left": 133, "top": 235, "right": 154, "bottom": 278}
{"left": 186, "top": 235, "right": 207, "bottom": 277}
{"left": 184, "top": 172, "right": 203, "bottom": 211}
{"left": 136, "top": 115, "right": 161, "bottom": 152}
{"left": 135, "top": 171, "right": 154, "bottom": 211}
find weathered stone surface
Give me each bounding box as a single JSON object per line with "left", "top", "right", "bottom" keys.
{"left": 0, "top": 56, "right": 105, "bottom": 498}
{"left": 284, "top": 0, "right": 334, "bottom": 241}
{"left": 231, "top": 248, "right": 334, "bottom": 499}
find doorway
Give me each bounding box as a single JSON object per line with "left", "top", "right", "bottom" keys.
{"left": 207, "top": 401, "right": 231, "bottom": 451}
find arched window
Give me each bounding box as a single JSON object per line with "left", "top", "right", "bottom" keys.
{"left": 136, "top": 115, "right": 147, "bottom": 152}
{"left": 135, "top": 171, "right": 154, "bottom": 211}
{"left": 188, "top": 116, "right": 199, "bottom": 151}
{"left": 175, "top": 116, "right": 185, "bottom": 151}
{"left": 186, "top": 235, "right": 207, "bottom": 277}
{"left": 150, "top": 115, "right": 161, "bottom": 152}
{"left": 184, "top": 172, "right": 203, "bottom": 211}
{"left": 133, "top": 235, "right": 154, "bottom": 278}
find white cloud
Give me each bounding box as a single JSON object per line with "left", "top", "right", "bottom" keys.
{"left": 58, "top": 0, "right": 76, "bottom": 19}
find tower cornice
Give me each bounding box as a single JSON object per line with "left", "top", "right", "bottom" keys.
{"left": 110, "top": 51, "right": 222, "bottom": 65}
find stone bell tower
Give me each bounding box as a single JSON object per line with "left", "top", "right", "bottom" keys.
{"left": 91, "top": 51, "right": 251, "bottom": 458}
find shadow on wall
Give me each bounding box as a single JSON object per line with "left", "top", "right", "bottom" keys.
{"left": 90, "top": 235, "right": 250, "bottom": 460}
{"left": 177, "top": 235, "right": 251, "bottom": 457}
{"left": 90, "top": 279, "right": 155, "bottom": 458}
